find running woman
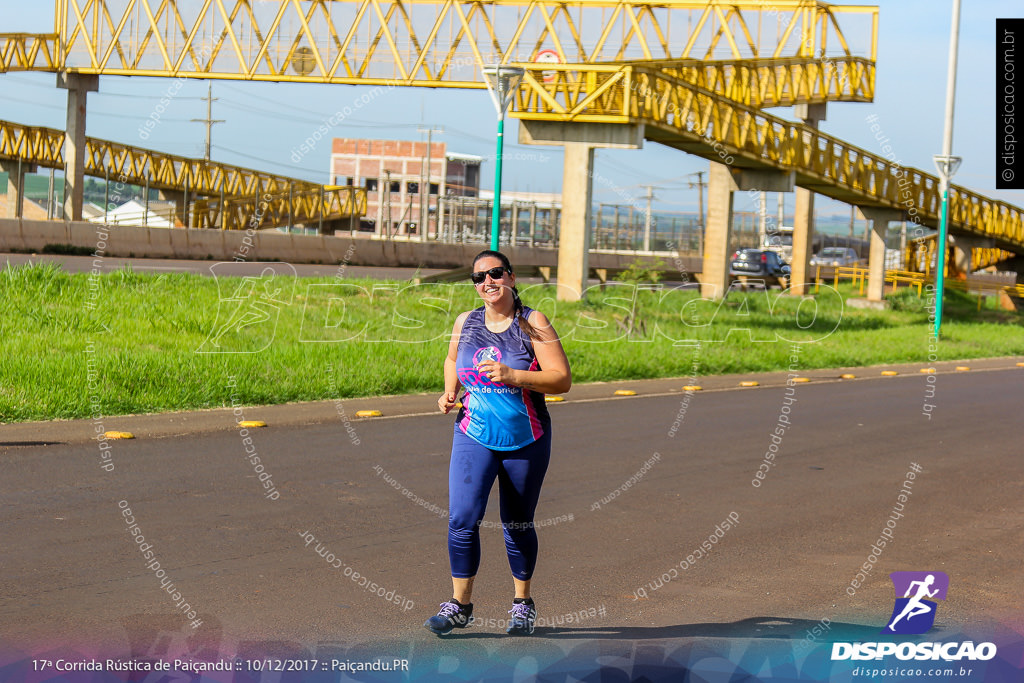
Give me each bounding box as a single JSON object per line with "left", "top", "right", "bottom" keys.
{"left": 424, "top": 250, "right": 571, "bottom": 636}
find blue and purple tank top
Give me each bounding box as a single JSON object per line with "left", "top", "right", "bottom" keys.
{"left": 454, "top": 306, "right": 550, "bottom": 450}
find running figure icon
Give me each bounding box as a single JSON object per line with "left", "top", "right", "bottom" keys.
{"left": 888, "top": 574, "right": 939, "bottom": 630}
{"left": 883, "top": 571, "right": 949, "bottom": 635}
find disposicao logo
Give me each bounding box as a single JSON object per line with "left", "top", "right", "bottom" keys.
{"left": 883, "top": 571, "right": 948, "bottom": 635}
{"left": 831, "top": 571, "right": 997, "bottom": 663}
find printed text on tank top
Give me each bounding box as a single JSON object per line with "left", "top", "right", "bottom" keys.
{"left": 454, "top": 306, "right": 549, "bottom": 450}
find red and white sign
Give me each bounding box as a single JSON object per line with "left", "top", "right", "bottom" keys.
{"left": 534, "top": 49, "right": 561, "bottom": 83}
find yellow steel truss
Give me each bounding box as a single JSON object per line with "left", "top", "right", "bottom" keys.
{"left": 0, "top": 118, "right": 364, "bottom": 226}
{"left": 192, "top": 187, "right": 366, "bottom": 230}
{"left": 6, "top": 1, "right": 876, "bottom": 93}
{"left": 650, "top": 55, "right": 874, "bottom": 107}
{"left": 905, "top": 235, "right": 1016, "bottom": 277}
{"left": 0, "top": 1, "right": 880, "bottom": 233}
{"left": 511, "top": 63, "right": 1024, "bottom": 252}
{"left": 0, "top": 34, "right": 61, "bottom": 72}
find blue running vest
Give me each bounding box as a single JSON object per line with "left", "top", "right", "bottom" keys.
{"left": 454, "top": 306, "right": 550, "bottom": 450}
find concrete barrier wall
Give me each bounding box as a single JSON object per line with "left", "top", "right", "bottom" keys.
{"left": 0, "top": 217, "right": 696, "bottom": 275}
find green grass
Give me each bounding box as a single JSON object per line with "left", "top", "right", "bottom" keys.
{"left": 2, "top": 262, "right": 1022, "bottom": 422}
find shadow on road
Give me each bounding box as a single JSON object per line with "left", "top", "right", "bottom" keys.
{"left": 444, "top": 616, "right": 879, "bottom": 642}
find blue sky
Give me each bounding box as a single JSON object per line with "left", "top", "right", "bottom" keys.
{"left": 1, "top": 1, "right": 1020, "bottom": 220}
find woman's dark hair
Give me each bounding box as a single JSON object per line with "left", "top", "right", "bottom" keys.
{"left": 472, "top": 249, "right": 541, "bottom": 340}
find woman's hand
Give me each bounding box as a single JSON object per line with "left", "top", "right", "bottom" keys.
{"left": 438, "top": 391, "right": 458, "bottom": 414}
{"left": 476, "top": 360, "right": 515, "bottom": 386}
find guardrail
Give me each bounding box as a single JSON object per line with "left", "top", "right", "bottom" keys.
{"left": 816, "top": 265, "right": 1024, "bottom": 304}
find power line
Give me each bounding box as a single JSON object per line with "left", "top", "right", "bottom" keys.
{"left": 0, "top": 96, "right": 194, "bottom": 123}
{"left": 209, "top": 144, "right": 322, "bottom": 178}
{"left": 0, "top": 74, "right": 207, "bottom": 100}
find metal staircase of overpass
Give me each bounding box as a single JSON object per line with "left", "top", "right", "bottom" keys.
{"left": 0, "top": 118, "right": 365, "bottom": 230}
{"left": 509, "top": 59, "right": 1024, "bottom": 253}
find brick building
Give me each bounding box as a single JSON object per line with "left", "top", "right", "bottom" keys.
{"left": 330, "top": 138, "right": 482, "bottom": 236}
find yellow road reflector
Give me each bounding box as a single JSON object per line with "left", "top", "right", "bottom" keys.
{"left": 355, "top": 410, "right": 382, "bottom": 418}
{"left": 682, "top": 385, "right": 702, "bottom": 392}
{"left": 614, "top": 389, "right": 637, "bottom": 396}
{"left": 544, "top": 395, "right": 564, "bottom": 402}
{"left": 1017, "top": 362, "right": 1024, "bottom": 367}
{"left": 104, "top": 431, "right": 135, "bottom": 440}
{"left": 955, "top": 366, "right": 970, "bottom": 372}
{"left": 840, "top": 374, "right": 856, "bottom": 379}
{"left": 739, "top": 381, "right": 759, "bottom": 387}
{"left": 881, "top": 370, "right": 899, "bottom": 376}
{"left": 919, "top": 368, "right": 936, "bottom": 374}
{"left": 237, "top": 420, "right": 266, "bottom": 428}
{"left": 791, "top": 377, "right": 811, "bottom": 383}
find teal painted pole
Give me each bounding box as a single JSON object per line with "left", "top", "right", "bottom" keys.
{"left": 933, "top": 0, "right": 962, "bottom": 339}
{"left": 490, "top": 115, "right": 504, "bottom": 251}
{"left": 933, "top": 189, "right": 949, "bottom": 337}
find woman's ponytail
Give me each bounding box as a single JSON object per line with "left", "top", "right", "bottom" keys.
{"left": 511, "top": 286, "right": 540, "bottom": 340}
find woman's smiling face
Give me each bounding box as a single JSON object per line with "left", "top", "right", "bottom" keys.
{"left": 473, "top": 255, "right": 513, "bottom": 305}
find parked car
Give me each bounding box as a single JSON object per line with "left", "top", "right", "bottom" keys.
{"left": 810, "top": 247, "right": 861, "bottom": 268}
{"left": 729, "top": 249, "right": 790, "bottom": 280}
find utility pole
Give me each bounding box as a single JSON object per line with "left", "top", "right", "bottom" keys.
{"left": 688, "top": 171, "right": 706, "bottom": 229}
{"left": 641, "top": 185, "right": 658, "bottom": 251}
{"left": 688, "top": 171, "right": 706, "bottom": 253}
{"left": 417, "top": 126, "right": 443, "bottom": 242}
{"left": 191, "top": 83, "right": 225, "bottom": 161}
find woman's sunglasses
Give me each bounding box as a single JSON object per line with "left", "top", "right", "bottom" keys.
{"left": 470, "top": 266, "right": 509, "bottom": 284}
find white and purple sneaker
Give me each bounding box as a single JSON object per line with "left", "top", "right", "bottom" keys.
{"left": 506, "top": 599, "right": 536, "bottom": 635}
{"left": 424, "top": 600, "right": 473, "bottom": 635}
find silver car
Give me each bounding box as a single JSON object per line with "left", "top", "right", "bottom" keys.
{"left": 810, "top": 247, "right": 861, "bottom": 267}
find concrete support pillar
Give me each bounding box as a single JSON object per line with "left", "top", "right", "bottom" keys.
{"left": 701, "top": 164, "right": 795, "bottom": 298}
{"left": 1, "top": 160, "right": 37, "bottom": 218}
{"left": 859, "top": 207, "right": 902, "bottom": 301}
{"left": 58, "top": 73, "right": 99, "bottom": 222}
{"left": 701, "top": 161, "right": 738, "bottom": 298}
{"left": 867, "top": 220, "right": 887, "bottom": 301}
{"left": 518, "top": 120, "right": 644, "bottom": 301}
{"left": 557, "top": 143, "right": 595, "bottom": 301}
{"left": 529, "top": 203, "right": 537, "bottom": 247}
{"left": 790, "top": 103, "right": 826, "bottom": 295}
{"left": 511, "top": 202, "right": 519, "bottom": 246}
{"left": 951, "top": 239, "right": 971, "bottom": 278}
{"left": 949, "top": 235, "right": 991, "bottom": 278}
{"left": 791, "top": 187, "right": 815, "bottom": 294}
{"left": 158, "top": 189, "right": 187, "bottom": 227}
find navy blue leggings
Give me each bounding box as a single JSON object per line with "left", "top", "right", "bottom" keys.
{"left": 448, "top": 427, "right": 551, "bottom": 580}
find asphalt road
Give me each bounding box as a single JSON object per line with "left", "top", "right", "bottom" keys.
{"left": 2, "top": 365, "right": 1022, "bottom": 680}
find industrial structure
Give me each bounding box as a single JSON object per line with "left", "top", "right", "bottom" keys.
{"left": 330, "top": 138, "right": 481, "bottom": 236}
{"left": 0, "top": 0, "right": 1020, "bottom": 302}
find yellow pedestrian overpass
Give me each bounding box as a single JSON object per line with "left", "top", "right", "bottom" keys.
{"left": 0, "top": 0, "right": 1018, "bottom": 300}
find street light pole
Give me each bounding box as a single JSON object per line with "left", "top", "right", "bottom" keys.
{"left": 482, "top": 64, "right": 525, "bottom": 251}
{"left": 492, "top": 115, "right": 507, "bottom": 250}
{"left": 933, "top": 0, "right": 962, "bottom": 339}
